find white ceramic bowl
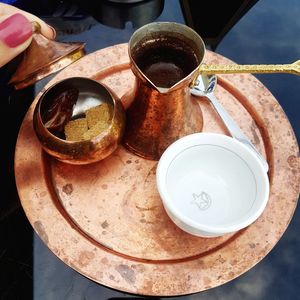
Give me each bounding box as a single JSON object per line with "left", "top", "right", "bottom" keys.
{"left": 156, "top": 133, "right": 270, "bottom": 238}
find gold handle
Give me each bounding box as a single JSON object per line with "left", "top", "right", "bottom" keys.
{"left": 196, "top": 60, "right": 300, "bottom": 77}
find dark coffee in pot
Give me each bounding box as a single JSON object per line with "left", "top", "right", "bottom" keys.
{"left": 132, "top": 35, "right": 199, "bottom": 88}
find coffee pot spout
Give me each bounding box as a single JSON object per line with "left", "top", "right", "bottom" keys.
{"left": 156, "top": 86, "right": 170, "bottom": 94}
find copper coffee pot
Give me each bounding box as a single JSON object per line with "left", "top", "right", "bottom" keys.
{"left": 123, "top": 22, "right": 300, "bottom": 161}
{"left": 123, "top": 22, "right": 205, "bottom": 160}
{"left": 9, "top": 22, "right": 85, "bottom": 90}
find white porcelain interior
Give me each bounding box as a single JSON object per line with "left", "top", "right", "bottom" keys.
{"left": 156, "top": 133, "right": 270, "bottom": 238}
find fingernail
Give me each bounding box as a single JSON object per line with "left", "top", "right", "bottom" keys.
{"left": 48, "top": 25, "right": 56, "bottom": 39}
{"left": 0, "top": 13, "right": 32, "bottom": 48}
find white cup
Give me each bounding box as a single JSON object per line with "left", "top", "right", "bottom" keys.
{"left": 156, "top": 133, "right": 270, "bottom": 238}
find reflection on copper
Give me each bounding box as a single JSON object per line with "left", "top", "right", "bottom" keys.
{"left": 9, "top": 22, "right": 85, "bottom": 90}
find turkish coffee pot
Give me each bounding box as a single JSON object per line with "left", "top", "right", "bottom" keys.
{"left": 123, "top": 22, "right": 300, "bottom": 160}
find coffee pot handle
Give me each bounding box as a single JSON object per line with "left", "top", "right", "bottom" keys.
{"left": 196, "top": 60, "right": 300, "bottom": 76}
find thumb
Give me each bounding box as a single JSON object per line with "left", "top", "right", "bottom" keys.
{"left": 0, "top": 13, "right": 33, "bottom": 67}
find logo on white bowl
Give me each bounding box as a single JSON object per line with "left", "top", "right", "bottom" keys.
{"left": 191, "top": 192, "right": 212, "bottom": 211}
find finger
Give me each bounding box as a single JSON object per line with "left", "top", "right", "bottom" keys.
{"left": 0, "top": 13, "right": 32, "bottom": 67}
{"left": 0, "top": 3, "right": 56, "bottom": 39}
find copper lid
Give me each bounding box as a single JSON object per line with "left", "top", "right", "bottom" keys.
{"left": 9, "top": 22, "right": 86, "bottom": 90}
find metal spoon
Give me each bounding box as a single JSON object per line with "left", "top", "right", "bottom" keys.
{"left": 190, "top": 74, "right": 269, "bottom": 172}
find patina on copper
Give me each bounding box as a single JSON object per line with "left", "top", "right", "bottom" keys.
{"left": 9, "top": 22, "right": 86, "bottom": 90}
{"left": 33, "top": 77, "right": 126, "bottom": 165}
{"left": 123, "top": 22, "right": 205, "bottom": 160}
{"left": 14, "top": 44, "right": 300, "bottom": 297}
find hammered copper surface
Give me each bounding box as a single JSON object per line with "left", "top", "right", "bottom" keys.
{"left": 123, "top": 79, "right": 203, "bottom": 160}
{"left": 15, "top": 44, "right": 300, "bottom": 296}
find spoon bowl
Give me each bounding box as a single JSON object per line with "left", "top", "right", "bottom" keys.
{"left": 190, "top": 74, "right": 269, "bottom": 172}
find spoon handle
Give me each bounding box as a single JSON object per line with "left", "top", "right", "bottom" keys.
{"left": 206, "top": 92, "right": 269, "bottom": 172}
{"left": 198, "top": 60, "right": 300, "bottom": 76}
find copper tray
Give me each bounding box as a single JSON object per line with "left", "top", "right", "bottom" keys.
{"left": 15, "top": 43, "right": 300, "bottom": 297}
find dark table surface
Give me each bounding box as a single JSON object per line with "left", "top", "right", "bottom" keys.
{"left": 1, "top": 0, "right": 299, "bottom": 299}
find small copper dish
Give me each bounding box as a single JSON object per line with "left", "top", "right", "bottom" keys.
{"left": 33, "top": 77, "right": 125, "bottom": 164}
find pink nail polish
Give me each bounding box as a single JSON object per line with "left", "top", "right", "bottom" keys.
{"left": 0, "top": 13, "right": 32, "bottom": 48}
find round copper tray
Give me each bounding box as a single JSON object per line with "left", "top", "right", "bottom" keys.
{"left": 15, "top": 44, "right": 300, "bottom": 296}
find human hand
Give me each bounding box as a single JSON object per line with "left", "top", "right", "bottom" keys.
{"left": 0, "top": 3, "right": 56, "bottom": 67}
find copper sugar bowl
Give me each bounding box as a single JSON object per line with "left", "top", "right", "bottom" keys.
{"left": 33, "top": 77, "right": 126, "bottom": 165}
